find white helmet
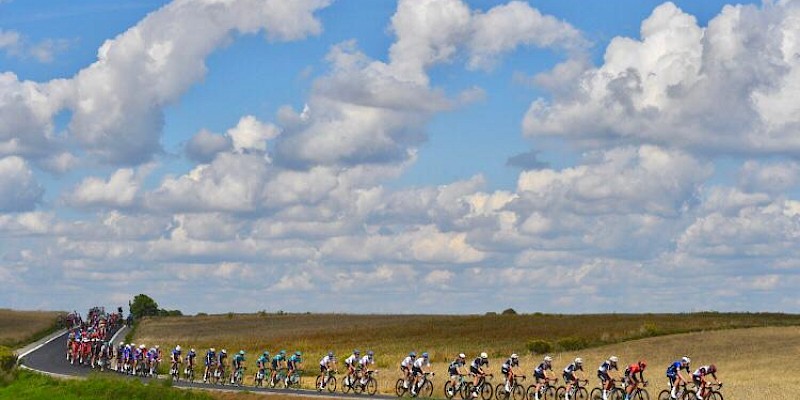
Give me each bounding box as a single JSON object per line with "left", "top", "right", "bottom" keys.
{"left": 155, "top": 345, "right": 160, "bottom": 349}
{"left": 459, "top": 353, "right": 466, "bottom": 358}
{"left": 574, "top": 358, "right": 583, "bottom": 364}
{"left": 140, "top": 344, "right": 146, "bottom": 349}
{"left": 119, "top": 341, "right": 124, "bottom": 346}
{"left": 511, "top": 354, "right": 518, "bottom": 359}
{"left": 544, "top": 356, "right": 553, "bottom": 362}
{"left": 176, "top": 345, "right": 181, "bottom": 351}
{"left": 480, "top": 352, "right": 488, "bottom": 359}
{"left": 210, "top": 348, "right": 215, "bottom": 352}
{"left": 222, "top": 349, "right": 227, "bottom": 354}
{"left": 191, "top": 348, "right": 195, "bottom": 353}
{"left": 682, "top": 356, "right": 691, "bottom": 364}
{"left": 610, "top": 356, "right": 619, "bottom": 363}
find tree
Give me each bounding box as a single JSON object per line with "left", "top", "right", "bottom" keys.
{"left": 129, "top": 294, "right": 160, "bottom": 319}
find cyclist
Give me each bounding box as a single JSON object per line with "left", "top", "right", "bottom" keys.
{"left": 186, "top": 348, "right": 197, "bottom": 377}
{"left": 624, "top": 360, "right": 647, "bottom": 400}
{"left": 501, "top": 354, "right": 520, "bottom": 393}
{"left": 691, "top": 364, "right": 720, "bottom": 400}
{"left": 231, "top": 350, "right": 246, "bottom": 384}
{"left": 115, "top": 341, "right": 124, "bottom": 372}
{"left": 204, "top": 347, "right": 216, "bottom": 383}
{"left": 217, "top": 349, "right": 228, "bottom": 380}
{"left": 318, "top": 351, "right": 336, "bottom": 390}
{"left": 270, "top": 350, "right": 286, "bottom": 386}
{"left": 134, "top": 344, "right": 146, "bottom": 375}
{"left": 358, "top": 350, "right": 375, "bottom": 388}
{"left": 666, "top": 357, "right": 691, "bottom": 400}
{"left": 171, "top": 345, "right": 182, "bottom": 375}
{"left": 344, "top": 349, "right": 361, "bottom": 388}
{"left": 563, "top": 357, "right": 585, "bottom": 400}
{"left": 286, "top": 351, "right": 303, "bottom": 386}
{"left": 411, "top": 352, "right": 432, "bottom": 396}
{"left": 597, "top": 356, "right": 620, "bottom": 400}
{"left": 147, "top": 345, "right": 160, "bottom": 376}
{"left": 447, "top": 353, "right": 467, "bottom": 396}
{"left": 401, "top": 352, "right": 417, "bottom": 389}
{"left": 469, "top": 352, "right": 490, "bottom": 398}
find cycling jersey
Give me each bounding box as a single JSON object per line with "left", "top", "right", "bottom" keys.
{"left": 172, "top": 350, "right": 181, "bottom": 363}
{"left": 501, "top": 358, "right": 518, "bottom": 374}
{"left": 359, "top": 355, "right": 374, "bottom": 369}
{"left": 692, "top": 366, "right": 715, "bottom": 379}
{"left": 470, "top": 357, "right": 488, "bottom": 374}
{"left": 449, "top": 359, "right": 465, "bottom": 375}
{"left": 666, "top": 361, "right": 688, "bottom": 377}
{"left": 626, "top": 364, "right": 643, "bottom": 375}
{"left": 320, "top": 355, "right": 334, "bottom": 367}
{"left": 598, "top": 361, "right": 616, "bottom": 373}
{"left": 187, "top": 351, "right": 196, "bottom": 366}
{"left": 413, "top": 357, "right": 430, "bottom": 373}
{"left": 345, "top": 354, "right": 358, "bottom": 367}
{"left": 287, "top": 355, "right": 301, "bottom": 370}
{"left": 401, "top": 356, "right": 415, "bottom": 369}
{"left": 232, "top": 354, "right": 245, "bottom": 369}
{"left": 257, "top": 355, "right": 267, "bottom": 367}
{"left": 147, "top": 349, "right": 157, "bottom": 361}
{"left": 563, "top": 363, "right": 582, "bottom": 374}
{"left": 205, "top": 351, "right": 215, "bottom": 366}
{"left": 218, "top": 353, "right": 227, "bottom": 365}
{"left": 271, "top": 354, "right": 284, "bottom": 369}
{"left": 534, "top": 362, "right": 552, "bottom": 377}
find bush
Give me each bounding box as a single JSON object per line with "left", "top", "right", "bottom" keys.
{"left": 501, "top": 308, "right": 518, "bottom": 315}
{"left": 0, "top": 346, "right": 17, "bottom": 372}
{"left": 556, "top": 337, "right": 590, "bottom": 351}
{"left": 526, "top": 339, "right": 553, "bottom": 354}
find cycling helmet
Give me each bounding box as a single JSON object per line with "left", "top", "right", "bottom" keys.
{"left": 295, "top": 351, "right": 302, "bottom": 356}
{"left": 638, "top": 360, "right": 647, "bottom": 368}
{"left": 459, "top": 353, "right": 466, "bottom": 358}
{"left": 409, "top": 352, "right": 416, "bottom": 357}
{"left": 422, "top": 352, "right": 429, "bottom": 359}
{"left": 354, "top": 349, "right": 360, "bottom": 355}
{"left": 328, "top": 351, "right": 334, "bottom": 357}
{"left": 140, "top": 344, "right": 146, "bottom": 349}
{"left": 119, "top": 341, "right": 124, "bottom": 346}
{"left": 544, "top": 356, "right": 553, "bottom": 363}
{"left": 708, "top": 364, "right": 717, "bottom": 373}
{"left": 682, "top": 356, "right": 691, "bottom": 364}
{"left": 240, "top": 350, "right": 245, "bottom": 355}
{"left": 222, "top": 349, "right": 227, "bottom": 354}
{"left": 574, "top": 358, "right": 583, "bottom": 365}
{"left": 263, "top": 351, "right": 269, "bottom": 356}
{"left": 367, "top": 350, "right": 374, "bottom": 356}
{"left": 280, "top": 350, "right": 286, "bottom": 355}
{"left": 191, "top": 348, "right": 195, "bottom": 353}
{"left": 176, "top": 345, "right": 181, "bottom": 351}
{"left": 210, "top": 348, "right": 215, "bottom": 352}
{"left": 480, "top": 352, "right": 488, "bottom": 359}
{"left": 155, "top": 345, "right": 160, "bottom": 349}
{"left": 511, "top": 354, "right": 518, "bottom": 359}
{"left": 610, "top": 356, "right": 619, "bottom": 363}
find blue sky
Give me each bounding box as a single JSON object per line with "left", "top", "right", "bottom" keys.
{"left": 2, "top": 0, "right": 799, "bottom": 314}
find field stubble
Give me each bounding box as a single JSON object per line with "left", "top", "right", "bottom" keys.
{"left": 0, "top": 309, "right": 62, "bottom": 347}
{"left": 134, "top": 313, "right": 800, "bottom": 397}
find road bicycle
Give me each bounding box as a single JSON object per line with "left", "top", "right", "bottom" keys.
{"left": 316, "top": 369, "right": 338, "bottom": 392}
{"left": 622, "top": 380, "right": 650, "bottom": 400}
{"left": 590, "top": 379, "right": 624, "bottom": 400}
{"left": 495, "top": 374, "right": 526, "bottom": 400}
{"left": 657, "top": 382, "right": 689, "bottom": 400}
{"left": 406, "top": 371, "right": 434, "bottom": 398}
{"left": 556, "top": 379, "right": 589, "bottom": 400}
{"left": 465, "top": 373, "right": 495, "bottom": 400}
{"left": 170, "top": 362, "right": 180, "bottom": 382}
{"left": 683, "top": 383, "right": 723, "bottom": 400}
{"left": 444, "top": 373, "right": 471, "bottom": 399}
{"left": 230, "top": 366, "right": 246, "bottom": 386}
{"left": 213, "top": 365, "right": 226, "bottom": 385}
{"left": 254, "top": 366, "right": 271, "bottom": 387}
{"left": 353, "top": 370, "right": 379, "bottom": 396}
{"left": 184, "top": 364, "right": 195, "bottom": 383}
{"left": 283, "top": 368, "right": 304, "bottom": 389}
{"left": 526, "top": 377, "right": 558, "bottom": 400}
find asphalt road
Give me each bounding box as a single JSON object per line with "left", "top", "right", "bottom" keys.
{"left": 20, "top": 330, "right": 398, "bottom": 399}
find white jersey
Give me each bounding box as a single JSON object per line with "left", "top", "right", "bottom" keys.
{"left": 320, "top": 355, "right": 334, "bottom": 367}
{"left": 401, "top": 356, "right": 415, "bottom": 368}
{"left": 359, "top": 355, "right": 374, "bottom": 368}
{"left": 413, "top": 357, "right": 430, "bottom": 369}
{"left": 345, "top": 354, "right": 358, "bottom": 366}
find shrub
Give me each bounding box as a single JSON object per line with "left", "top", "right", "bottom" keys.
{"left": 556, "top": 337, "right": 590, "bottom": 351}
{"left": 501, "top": 308, "right": 518, "bottom": 315}
{"left": 0, "top": 346, "right": 17, "bottom": 372}
{"left": 526, "top": 339, "right": 553, "bottom": 354}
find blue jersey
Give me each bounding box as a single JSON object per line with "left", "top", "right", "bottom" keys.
{"left": 205, "top": 351, "right": 216, "bottom": 365}
{"left": 667, "top": 361, "right": 688, "bottom": 376}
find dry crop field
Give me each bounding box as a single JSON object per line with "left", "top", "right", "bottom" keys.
{"left": 134, "top": 313, "right": 800, "bottom": 396}
{"left": 0, "top": 309, "right": 61, "bottom": 347}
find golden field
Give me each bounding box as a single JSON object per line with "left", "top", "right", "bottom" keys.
{"left": 0, "top": 309, "right": 61, "bottom": 347}
{"left": 133, "top": 313, "right": 800, "bottom": 397}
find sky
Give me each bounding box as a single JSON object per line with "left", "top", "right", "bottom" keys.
{"left": 2, "top": 0, "right": 799, "bottom": 315}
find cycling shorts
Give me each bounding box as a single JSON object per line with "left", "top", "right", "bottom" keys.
{"left": 412, "top": 366, "right": 423, "bottom": 376}
{"left": 320, "top": 365, "right": 327, "bottom": 373}
{"left": 272, "top": 360, "right": 279, "bottom": 369}
{"left": 692, "top": 376, "right": 703, "bottom": 386}
{"left": 470, "top": 366, "right": 480, "bottom": 375}
{"left": 563, "top": 372, "right": 576, "bottom": 383}
{"left": 597, "top": 371, "right": 611, "bottom": 382}
{"left": 626, "top": 372, "right": 641, "bottom": 383}
{"left": 501, "top": 367, "right": 510, "bottom": 375}
{"left": 448, "top": 366, "right": 459, "bottom": 376}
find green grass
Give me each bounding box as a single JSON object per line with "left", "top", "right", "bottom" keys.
{"left": 0, "top": 370, "right": 215, "bottom": 400}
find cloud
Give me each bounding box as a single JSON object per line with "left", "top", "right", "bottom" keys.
{"left": 0, "top": 156, "right": 43, "bottom": 212}
{"left": 0, "top": 28, "right": 70, "bottom": 62}
{"left": 0, "top": 29, "right": 20, "bottom": 52}
{"left": 524, "top": 1, "right": 800, "bottom": 156}
{"left": 738, "top": 160, "right": 800, "bottom": 194}
{"left": 185, "top": 130, "right": 232, "bottom": 164}
{"left": 506, "top": 150, "right": 549, "bottom": 170}
{"left": 65, "top": 166, "right": 153, "bottom": 209}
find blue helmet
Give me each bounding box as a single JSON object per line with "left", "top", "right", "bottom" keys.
{"left": 409, "top": 352, "right": 416, "bottom": 357}
{"left": 422, "top": 352, "right": 429, "bottom": 359}
{"left": 328, "top": 351, "right": 334, "bottom": 357}
{"left": 367, "top": 350, "right": 374, "bottom": 357}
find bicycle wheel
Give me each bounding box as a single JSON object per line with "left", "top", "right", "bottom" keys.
{"left": 512, "top": 384, "right": 525, "bottom": 400}
{"left": 420, "top": 379, "right": 434, "bottom": 397}
{"left": 327, "top": 376, "right": 337, "bottom": 393}
{"left": 397, "top": 379, "right": 408, "bottom": 397}
{"left": 495, "top": 384, "right": 508, "bottom": 400}
{"left": 481, "top": 383, "right": 494, "bottom": 400}
{"left": 708, "top": 391, "right": 723, "bottom": 400}
{"left": 681, "top": 390, "right": 695, "bottom": 400}
{"left": 464, "top": 383, "right": 475, "bottom": 399}
{"left": 590, "top": 388, "right": 602, "bottom": 400}
{"left": 316, "top": 376, "right": 324, "bottom": 391}
{"left": 657, "top": 390, "right": 670, "bottom": 400}
{"left": 366, "top": 377, "right": 378, "bottom": 395}
{"left": 543, "top": 386, "right": 557, "bottom": 400}
{"left": 634, "top": 388, "right": 650, "bottom": 400}
{"left": 576, "top": 387, "right": 589, "bottom": 400}
{"left": 342, "top": 376, "right": 353, "bottom": 393}
{"left": 445, "top": 381, "right": 458, "bottom": 399}
{"left": 555, "top": 387, "right": 566, "bottom": 400}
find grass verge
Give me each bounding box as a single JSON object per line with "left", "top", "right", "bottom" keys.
{"left": 0, "top": 310, "right": 63, "bottom": 348}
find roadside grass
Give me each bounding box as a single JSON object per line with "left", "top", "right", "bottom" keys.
{"left": 133, "top": 312, "right": 800, "bottom": 394}
{"left": 0, "top": 370, "right": 215, "bottom": 400}
{"left": 0, "top": 309, "right": 62, "bottom": 348}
